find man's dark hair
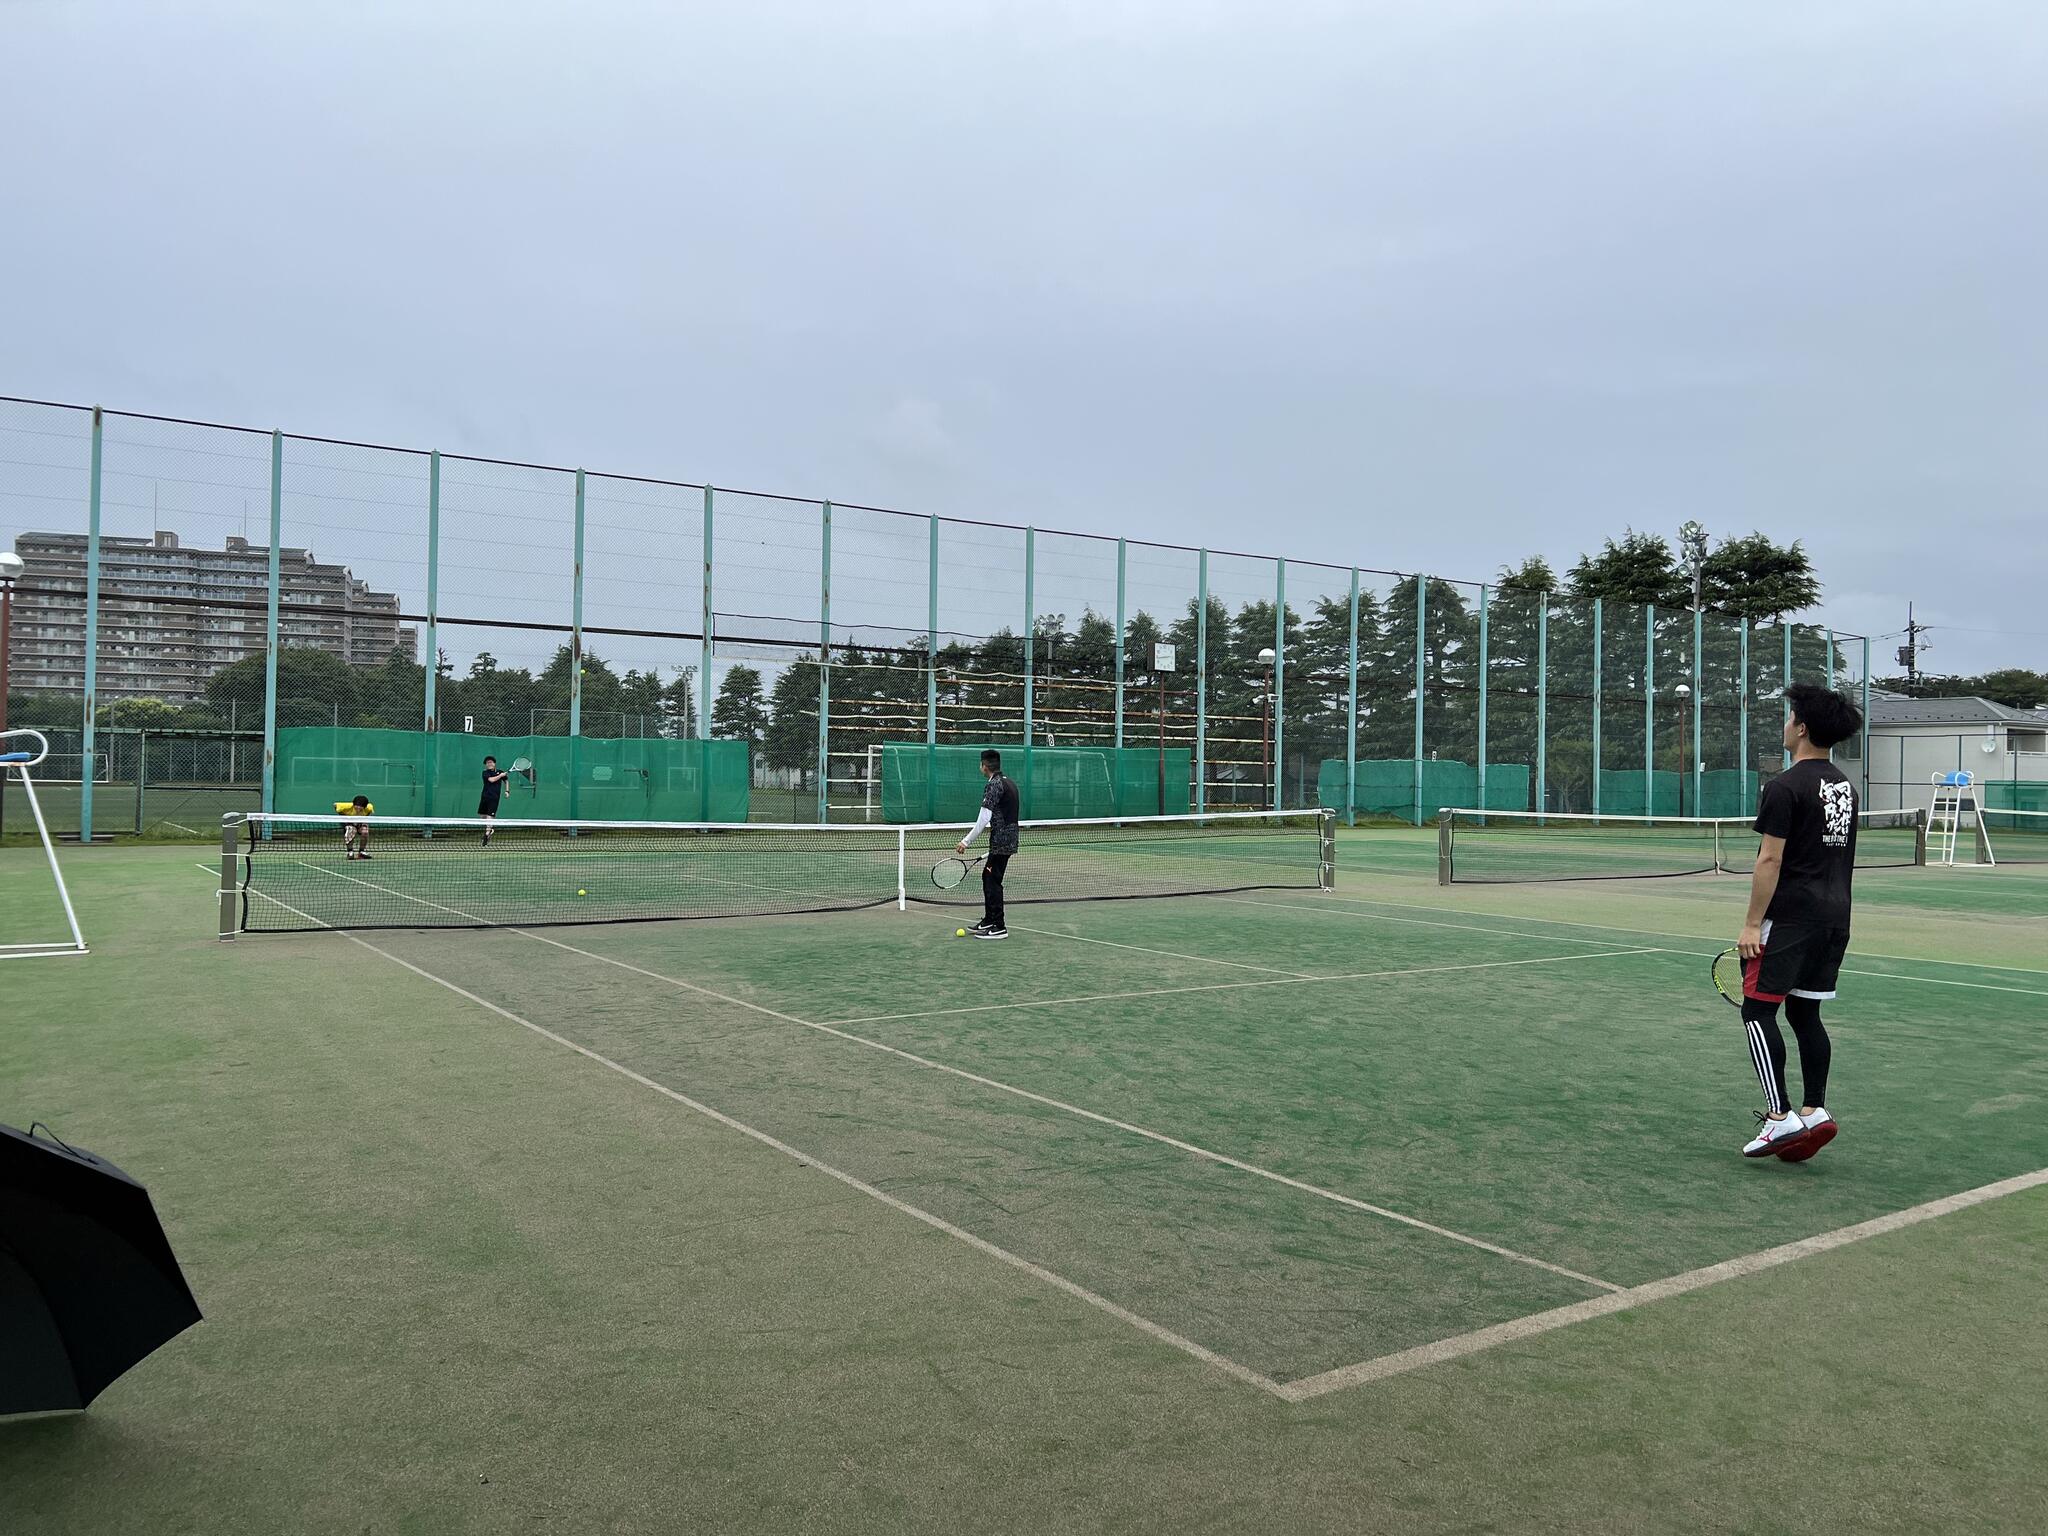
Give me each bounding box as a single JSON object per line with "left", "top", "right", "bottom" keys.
{"left": 1784, "top": 683, "right": 1863, "bottom": 749}
{"left": 981, "top": 749, "right": 1002, "bottom": 770}
{"left": 351, "top": 795, "right": 370, "bottom": 808}
{"left": 483, "top": 755, "right": 496, "bottom": 765}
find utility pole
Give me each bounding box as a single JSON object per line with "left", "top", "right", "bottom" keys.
{"left": 1896, "top": 603, "right": 1929, "bottom": 684}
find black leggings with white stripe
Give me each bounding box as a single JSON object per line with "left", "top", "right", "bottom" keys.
{"left": 1743, "top": 997, "right": 1831, "bottom": 1115}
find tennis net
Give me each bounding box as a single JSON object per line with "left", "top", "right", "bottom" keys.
{"left": 1981, "top": 807, "right": 2048, "bottom": 865}
{"left": 223, "top": 810, "right": 1335, "bottom": 934}
{"left": 1437, "top": 807, "right": 1926, "bottom": 885}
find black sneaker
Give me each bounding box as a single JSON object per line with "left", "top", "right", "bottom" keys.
{"left": 971, "top": 926, "right": 1009, "bottom": 940}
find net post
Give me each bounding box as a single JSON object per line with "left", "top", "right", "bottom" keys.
{"left": 1475, "top": 583, "right": 1489, "bottom": 814}
{"left": 1345, "top": 568, "right": 1359, "bottom": 828}
{"left": 1535, "top": 593, "right": 1548, "bottom": 818}
{"left": 1318, "top": 808, "right": 1335, "bottom": 890}
{"left": 1272, "top": 558, "right": 1286, "bottom": 811}
{"left": 1911, "top": 805, "right": 1928, "bottom": 866}
{"left": 1195, "top": 548, "right": 1209, "bottom": 817}
{"left": 897, "top": 827, "right": 907, "bottom": 910}
{"left": 1591, "top": 597, "right": 1602, "bottom": 816}
{"left": 1412, "top": 573, "right": 1425, "bottom": 827}
{"left": 818, "top": 501, "right": 832, "bottom": 825}
{"left": 218, "top": 816, "right": 240, "bottom": 940}
{"left": 80, "top": 407, "right": 105, "bottom": 842}
{"left": 700, "top": 486, "right": 715, "bottom": 743}
{"left": 1437, "top": 813, "right": 1453, "bottom": 885}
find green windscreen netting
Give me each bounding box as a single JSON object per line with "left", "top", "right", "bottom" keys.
{"left": 1316, "top": 758, "right": 1531, "bottom": 820}
{"left": 877, "top": 744, "right": 1192, "bottom": 823}
{"left": 274, "top": 728, "right": 751, "bottom": 822}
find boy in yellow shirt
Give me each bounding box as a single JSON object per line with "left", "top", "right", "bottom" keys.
{"left": 337, "top": 794, "right": 374, "bottom": 860}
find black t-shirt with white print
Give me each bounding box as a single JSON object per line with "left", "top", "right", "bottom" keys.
{"left": 1753, "top": 757, "right": 1858, "bottom": 928}
{"left": 982, "top": 772, "right": 1021, "bottom": 856}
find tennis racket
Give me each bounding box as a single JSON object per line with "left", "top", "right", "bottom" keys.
{"left": 510, "top": 757, "right": 536, "bottom": 792}
{"left": 1711, "top": 947, "right": 1746, "bottom": 1008}
{"left": 931, "top": 854, "right": 985, "bottom": 890}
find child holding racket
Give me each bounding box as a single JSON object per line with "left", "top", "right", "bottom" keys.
{"left": 339, "top": 794, "right": 373, "bottom": 860}
{"left": 1735, "top": 682, "right": 1864, "bottom": 1161}
{"left": 479, "top": 755, "right": 511, "bottom": 845}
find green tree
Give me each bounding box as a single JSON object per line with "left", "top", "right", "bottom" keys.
{"left": 1565, "top": 531, "right": 1687, "bottom": 608}
{"left": 763, "top": 659, "right": 819, "bottom": 774}
{"left": 207, "top": 647, "right": 361, "bottom": 729}
{"left": 711, "top": 665, "right": 770, "bottom": 744}
{"left": 1699, "top": 533, "right": 1821, "bottom": 620}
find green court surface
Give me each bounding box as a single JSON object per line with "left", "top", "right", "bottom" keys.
{"left": 3, "top": 828, "right": 2045, "bottom": 1533}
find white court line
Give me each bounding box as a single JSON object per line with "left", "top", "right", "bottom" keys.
{"left": 267, "top": 859, "right": 1631, "bottom": 1289}
{"left": 1007, "top": 923, "right": 1315, "bottom": 977}
{"left": 215, "top": 870, "right": 1286, "bottom": 1397}
{"left": 1313, "top": 887, "right": 2048, "bottom": 977}
{"left": 1277, "top": 1165, "right": 2048, "bottom": 1400}
{"left": 1216, "top": 896, "right": 1635, "bottom": 949}
{"left": 1269, "top": 893, "right": 2048, "bottom": 999}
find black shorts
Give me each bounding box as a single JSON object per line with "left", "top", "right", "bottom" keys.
{"left": 479, "top": 799, "right": 500, "bottom": 817}
{"left": 1744, "top": 919, "right": 1850, "bottom": 1003}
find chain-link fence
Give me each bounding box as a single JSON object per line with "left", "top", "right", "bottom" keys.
{"left": 2, "top": 394, "right": 1877, "bottom": 839}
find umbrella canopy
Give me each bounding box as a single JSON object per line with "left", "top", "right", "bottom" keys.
{"left": 0, "top": 1121, "right": 202, "bottom": 1415}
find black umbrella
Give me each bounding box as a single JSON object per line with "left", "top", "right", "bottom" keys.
{"left": 0, "top": 1121, "right": 202, "bottom": 1415}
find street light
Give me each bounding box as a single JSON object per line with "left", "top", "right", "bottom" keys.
{"left": 1257, "top": 646, "right": 1276, "bottom": 809}
{"left": 0, "top": 549, "right": 24, "bottom": 735}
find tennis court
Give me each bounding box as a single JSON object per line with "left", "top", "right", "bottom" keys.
{"left": 4, "top": 822, "right": 2045, "bottom": 1532}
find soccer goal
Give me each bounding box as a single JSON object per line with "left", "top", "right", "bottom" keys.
{"left": 1, "top": 729, "right": 90, "bottom": 959}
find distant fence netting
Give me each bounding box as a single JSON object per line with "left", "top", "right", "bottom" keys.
{"left": 273, "top": 728, "right": 749, "bottom": 821}
{"left": 877, "top": 743, "right": 1192, "bottom": 823}
{"left": 1, "top": 395, "right": 1878, "bottom": 843}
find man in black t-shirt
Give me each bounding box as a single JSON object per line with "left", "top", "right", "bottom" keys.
{"left": 956, "top": 748, "right": 1020, "bottom": 940}
{"left": 479, "top": 755, "right": 510, "bottom": 845}
{"left": 1736, "top": 683, "right": 1865, "bottom": 1161}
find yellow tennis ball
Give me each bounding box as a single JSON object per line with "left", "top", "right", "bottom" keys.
{"left": 956, "top": 928, "right": 966, "bottom": 938}
{"left": 578, "top": 889, "right": 588, "bottom": 896}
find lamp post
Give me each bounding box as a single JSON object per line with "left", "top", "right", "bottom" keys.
{"left": 0, "top": 549, "right": 23, "bottom": 735}
{"left": 1257, "top": 646, "right": 1276, "bottom": 809}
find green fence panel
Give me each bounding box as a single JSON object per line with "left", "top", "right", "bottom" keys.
{"left": 877, "top": 742, "right": 1191, "bottom": 823}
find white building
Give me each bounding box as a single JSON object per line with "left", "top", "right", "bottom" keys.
{"left": 1866, "top": 694, "right": 2048, "bottom": 812}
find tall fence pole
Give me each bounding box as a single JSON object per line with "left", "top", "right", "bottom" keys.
{"left": 1739, "top": 617, "right": 1750, "bottom": 809}
{"left": 1591, "top": 597, "right": 1603, "bottom": 816}
{"left": 1113, "top": 537, "right": 1126, "bottom": 755}
{"left": 1022, "top": 526, "right": 1035, "bottom": 768}
{"left": 1692, "top": 604, "right": 1703, "bottom": 817}
{"left": 1476, "top": 584, "right": 1490, "bottom": 813}
{"left": 1345, "top": 568, "right": 1360, "bottom": 827}
{"left": 1860, "top": 637, "right": 1872, "bottom": 807}
{"left": 926, "top": 515, "right": 939, "bottom": 822}
{"left": 1782, "top": 622, "right": 1793, "bottom": 769}
{"left": 1272, "top": 558, "right": 1286, "bottom": 810}
{"left": 1195, "top": 549, "right": 1209, "bottom": 815}
{"left": 1644, "top": 602, "right": 1655, "bottom": 815}
{"left": 568, "top": 469, "right": 586, "bottom": 821}
{"left": 260, "top": 428, "right": 284, "bottom": 826}
{"left": 1536, "top": 595, "right": 1549, "bottom": 816}
{"left": 700, "top": 486, "right": 715, "bottom": 741}
{"left": 422, "top": 451, "right": 441, "bottom": 816}
{"left": 817, "top": 501, "right": 832, "bottom": 824}
{"left": 1412, "top": 573, "right": 1426, "bottom": 827}
{"left": 79, "top": 408, "right": 105, "bottom": 841}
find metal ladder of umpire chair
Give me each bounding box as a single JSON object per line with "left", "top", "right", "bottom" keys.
{"left": 1928, "top": 771, "right": 1987, "bottom": 866}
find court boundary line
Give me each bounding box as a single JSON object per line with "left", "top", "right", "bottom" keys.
{"left": 202, "top": 867, "right": 1288, "bottom": 1398}
{"left": 253, "top": 860, "right": 1634, "bottom": 1290}
{"left": 1275, "top": 1165, "right": 2048, "bottom": 1400}
{"left": 1007, "top": 923, "right": 1317, "bottom": 977}
{"left": 1305, "top": 882, "right": 2048, "bottom": 976}
{"left": 1237, "top": 895, "right": 2048, "bottom": 998}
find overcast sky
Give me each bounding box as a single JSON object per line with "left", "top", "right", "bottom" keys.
{"left": 4, "top": 0, "right": 2044, "bottom": 679}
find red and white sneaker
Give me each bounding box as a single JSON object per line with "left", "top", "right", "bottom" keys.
{"left": 1742, "top": 1110, "right": 1811, "bottom": 1158}
{"left": 1776, "top": 1109, "right": 1838, "bottom": 1162}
